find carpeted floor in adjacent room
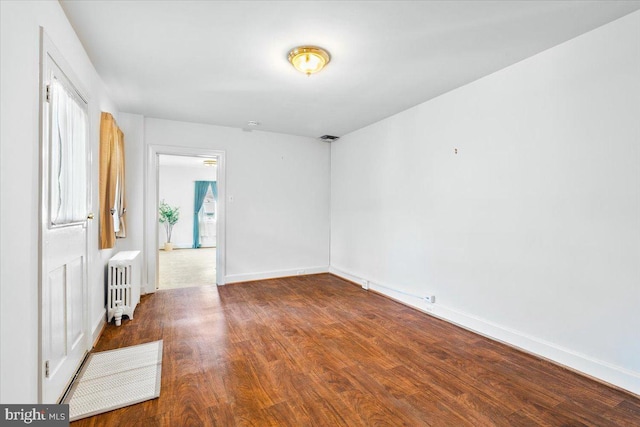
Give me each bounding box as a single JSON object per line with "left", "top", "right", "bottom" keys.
{"left": 158, "top": 247, "right": 216, "bottom": 290}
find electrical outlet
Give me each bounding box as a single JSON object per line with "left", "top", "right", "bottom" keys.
{"left": 361, "top": 279, "right": 369, "bottom": 290}
{"left": 424, "top": 295, "right": 436, "bottom": 303}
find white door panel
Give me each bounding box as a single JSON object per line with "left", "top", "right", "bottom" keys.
{"left": 46, "top": 266, "right": 67, "bottom": 378}
{"left": 43, "top": 246, "right": 87, "bottom": 402}
{"left": 68, "top": 256, "right": 85, "bottom": 349}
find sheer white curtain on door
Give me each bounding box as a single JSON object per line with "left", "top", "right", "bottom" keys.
{"left": 50, "top": 78, "right": 87, "bottom": 225}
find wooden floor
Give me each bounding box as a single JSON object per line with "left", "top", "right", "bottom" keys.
{"left": 74, "top": 274, "right": 640, "bottom": 426}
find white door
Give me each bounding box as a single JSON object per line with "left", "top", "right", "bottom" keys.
{"left": 40, "top": 38, "right": 91, "bottom": 403}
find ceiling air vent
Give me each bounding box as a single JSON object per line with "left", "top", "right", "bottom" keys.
{"left": 319, "top": 135, "right": 340, "bottom": 142}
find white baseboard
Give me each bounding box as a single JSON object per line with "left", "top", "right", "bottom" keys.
{"left": 158, "top": 244, "right": 191, "bottom": 250}
{"left": 225, "top": 266, "right": 329, "bottom": 284}
{"left": 142, "top": 282, "right": 154, "bottom": 294}
{"left": 91, "top": 309, "right": 106, "bottom": 346}
{"left": 329, "top": 266, "right": 640, "bottom": 396}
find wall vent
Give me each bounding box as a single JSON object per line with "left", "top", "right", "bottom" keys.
{"left": 319, "top": 135, "right": 340, "bottom": 142}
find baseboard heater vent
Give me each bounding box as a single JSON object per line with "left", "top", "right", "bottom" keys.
{"left": 107, "top": 250, "right": 141, "bottom": 324}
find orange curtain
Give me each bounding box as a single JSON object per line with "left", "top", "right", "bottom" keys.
{"left": 99, "top": 112, "right": 125, "bottom": 249}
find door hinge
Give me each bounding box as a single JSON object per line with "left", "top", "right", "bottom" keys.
{"left": 45, "top": 360, "right": 50, "bottom": 378}
{"left": 45, "top": 84, "right": 51, "bottom": 103}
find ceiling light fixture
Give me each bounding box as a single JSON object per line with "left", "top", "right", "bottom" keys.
{"left": 288, "top": 46, "right": 331, "bottom": 76}
{"left": 203, "top": 159, "right": 217, "bottom": 167}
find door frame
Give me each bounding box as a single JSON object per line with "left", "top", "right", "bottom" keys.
{"left": 38, "top": 29, "right": 92, "bottom": 403}
{"left": 146, "top": 145, "right": 226, "bottom": 292}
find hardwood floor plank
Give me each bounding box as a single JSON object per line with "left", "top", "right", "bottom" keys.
{"left": 205, "top": 403, "right": 236, "bottom": 427}
{"left": 258, "top": 401, "right": 306, "bottom": 427}
{"left": 519, "top": 402, "right": 592, "bottom": 426}
{"left": 401, "top": 391, "right": 476, "bottom": 426}
{"left": 506, "top": 409, "right": 547, "bottom": 427}
{"left": 453, "top": 392, "right": 515, "bottom": 427}
{"left": 548, "top": 400, "right": 619, "bottom": 426}
{"left": 601, "top": 399, "right": 640, "bottom": 426}
{"left": 71, "top": 274, "right": 640, "bottom": 426}
{"left": 289, "top": 373, "right": 357, "bottom": 426}
{"left": 341, "top": 365, "right": 448, "bottom": 426}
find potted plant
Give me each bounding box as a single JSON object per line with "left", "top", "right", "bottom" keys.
{"left": 159, "top": 200, "right": 179, "bottom": 251}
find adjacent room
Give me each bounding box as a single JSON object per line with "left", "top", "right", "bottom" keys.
{"left": 158, "top": 154, "right": 218, "bottom": 290}
{"left": 1, "top": 0, "right": 639, "bottom": 425}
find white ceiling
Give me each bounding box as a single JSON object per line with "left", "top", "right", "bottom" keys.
{"left": 60, "top": 1, "right": 640, "bottom": 138}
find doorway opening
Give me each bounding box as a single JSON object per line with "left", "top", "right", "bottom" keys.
{"left": 157, "top": 154, "right": 218, "bottom": 290}
{"left": 146, "top": 145, "right": 226, "bottom": 293}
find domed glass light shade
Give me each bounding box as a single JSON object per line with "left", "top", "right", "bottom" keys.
{"left": 288, "top": 46, "right": 331, "bottom": 75}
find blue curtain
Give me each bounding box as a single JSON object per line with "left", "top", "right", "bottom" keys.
{"left": 192, "top": 181, "right": 214, "bottom": 248}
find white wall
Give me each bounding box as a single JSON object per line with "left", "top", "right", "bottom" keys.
{"left": 117, "top": 113, "right": 145, "bottom": 254}
{"left": 158, "top": 163, "right": 217, "bottom": 248}
{"left": 144, "top": 119, "right": 331, "bottom": 283}
{"left": 330, "top": 11, "right": 640, "bottom": 394}
{"left": 0, "top": 1, "right": 119, "bottom": 403}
